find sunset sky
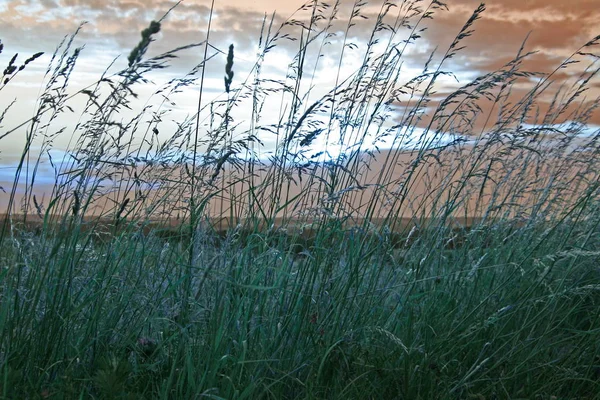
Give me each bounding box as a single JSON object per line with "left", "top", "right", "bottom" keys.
{"left": 0, "top": 0, "right": 599, "bottom": 190}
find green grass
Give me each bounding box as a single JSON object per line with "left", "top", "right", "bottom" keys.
{"left": 1, "top": 219, "right": 599, "bottom": 398}
{"left": 1, "top": 0, "right": 600, "bottom": 398}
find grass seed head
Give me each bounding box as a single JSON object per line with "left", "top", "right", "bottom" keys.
{"left": 224, "top": 44, "right": 234, "bottom": 93}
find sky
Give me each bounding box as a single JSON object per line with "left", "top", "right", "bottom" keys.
{"left": 0, "top": 0, "right": 599, "bottom": 195}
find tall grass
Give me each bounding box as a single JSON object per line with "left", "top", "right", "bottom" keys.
{"left": 1, "top": 0, "right": 599, "bottom": 398}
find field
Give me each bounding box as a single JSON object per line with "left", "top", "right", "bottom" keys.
{"left": 1, "top": 0, "right": 600, "bottom": 398}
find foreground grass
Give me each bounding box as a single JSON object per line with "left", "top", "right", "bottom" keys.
{"left": 1, "top": 0, "right": 600, "bottom": 397}
{"left": 1, "top": 215, "right": 599, "bottom": 398}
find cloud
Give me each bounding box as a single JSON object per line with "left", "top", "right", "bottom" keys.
{"left": 1, "top": 0, "right": 598, "bottom": 152}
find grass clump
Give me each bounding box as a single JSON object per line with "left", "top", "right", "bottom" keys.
{"left": 1, "top": 0, "right": 599, "bottom": 398}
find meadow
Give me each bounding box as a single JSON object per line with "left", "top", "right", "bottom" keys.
{"left": 1, "top": 0, "right": 600, "bottom": 398}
